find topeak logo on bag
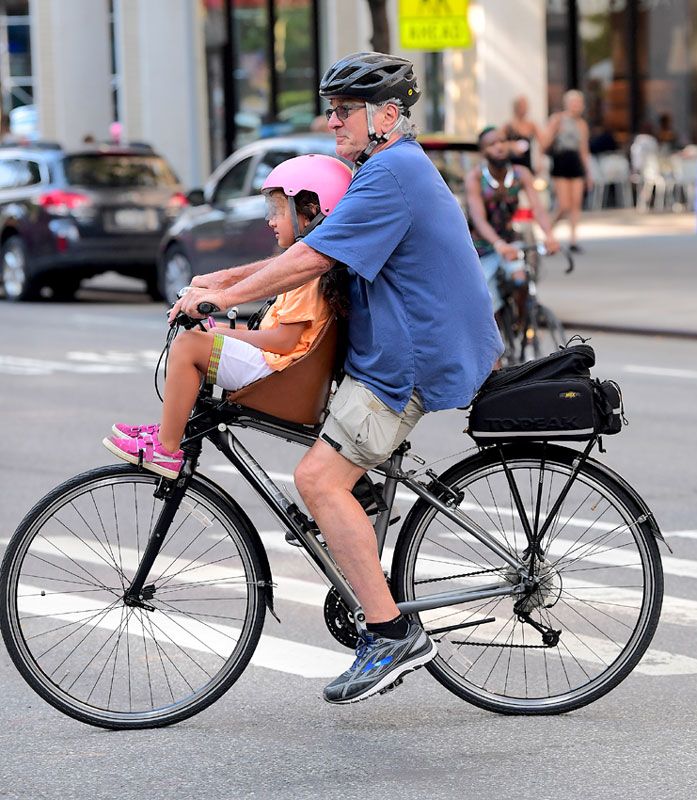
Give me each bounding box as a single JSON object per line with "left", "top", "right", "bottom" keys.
{"left": 559, "top": 391, "right": 581, "bottom": 399}
{"left": 488, "top": 416, "right": 582, "bottom": 432}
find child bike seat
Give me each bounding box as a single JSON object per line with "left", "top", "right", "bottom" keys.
{"left": 226, "top": 317, "right": 339, "bottom": 425}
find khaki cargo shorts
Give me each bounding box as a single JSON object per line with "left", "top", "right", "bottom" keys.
{"left": 320, "top": 374, "right": 425, "bottom": 470}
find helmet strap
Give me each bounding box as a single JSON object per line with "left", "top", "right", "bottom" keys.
{"left": 355, "top": 103, "right": 402, "bottom": 168}
{"left": 294, "top": 211, "right": 325, "bottom": 242}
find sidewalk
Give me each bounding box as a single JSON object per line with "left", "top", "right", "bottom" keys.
{"left": 539, "top": 210, "right": 696, "bottom": 339}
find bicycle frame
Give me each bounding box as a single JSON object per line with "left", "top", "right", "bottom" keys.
{"left": 123, "top": 388, "right": 534, "bottom": 632}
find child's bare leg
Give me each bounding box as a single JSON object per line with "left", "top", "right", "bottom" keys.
{"left": 158, "top": 331, "right": 214, "bottom": 452}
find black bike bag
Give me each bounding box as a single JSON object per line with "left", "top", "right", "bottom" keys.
{"left": 478, "top": 343, "right": 596, "bottom": 393}
{"left": 468, "top": 345, "right": 626, "bottom": 443}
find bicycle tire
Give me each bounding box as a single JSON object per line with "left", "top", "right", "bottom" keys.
{"left": 0, "top": 464, "right": 267, "bottom": 729}
{"left": 497, "top": 301, "right": 519, "bottom": 366}
{"left": 536, "top": 303, "right": 567, "bottom": 354}
{"left": 515, "top": 301, "right": 566, "bottom": 362}
{"left": 391, "top": 443, "right": 663, "bottom": 715}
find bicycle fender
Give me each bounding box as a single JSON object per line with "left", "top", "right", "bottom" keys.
{"left": 497, "top": 442, "right": 669, "bottom": 550}
{"left": 583, "top": 455, "right": 670, "bottom": 551}
{"left": 194, "top": 472, "right": 280, "bottom": 620}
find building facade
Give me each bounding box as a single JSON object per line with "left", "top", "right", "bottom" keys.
{"left": 1, "top": 0, "right": 694, "bottom": 187}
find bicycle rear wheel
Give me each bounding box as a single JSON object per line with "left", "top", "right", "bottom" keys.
{"left": 391, "top": 444, "right": 663, "bottom": 714}
{"left": 0, "top": 465, "right": 266, "bottom": 729}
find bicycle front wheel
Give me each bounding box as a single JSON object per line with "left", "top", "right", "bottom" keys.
{"left": 519, "top": 302, "right": 567, "bottom": 362}
{"left": 0, "top": 465, "right": 266, "bottom": 729}
{"left": 391, "top": 444, "right": 663, "bottom": 714}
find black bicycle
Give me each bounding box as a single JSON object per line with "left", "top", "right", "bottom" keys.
{"left": 0, "top": 304, "right": 664, "bottom": 729}
{"left": 497, "top": 243, "right": 573, "bottom": 365}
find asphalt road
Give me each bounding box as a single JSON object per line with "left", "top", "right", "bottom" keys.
{"left": 1, "top": 295, "right": 696, "bottom": 800}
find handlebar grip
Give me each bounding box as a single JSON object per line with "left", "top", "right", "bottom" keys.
{"left": 197, "top": 302, "right": 220, "bottom": 315}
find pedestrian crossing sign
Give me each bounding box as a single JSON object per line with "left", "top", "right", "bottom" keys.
{"left": 399, "top": 0, "right": 472, "bottom": 51}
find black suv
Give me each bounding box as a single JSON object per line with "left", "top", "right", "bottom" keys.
{"left": 0, "top": 143, "right": 185, "bottom": 301}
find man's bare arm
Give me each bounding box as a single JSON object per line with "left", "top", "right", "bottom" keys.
{"left": 170, "top": 242, "right": 334, "bottom": 321}
{"left": 190, "top": 257, "right": 274, "bottom": 291}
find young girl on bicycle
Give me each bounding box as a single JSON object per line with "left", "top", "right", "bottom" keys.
{"left": 103, "top": 154, "right": 352, "bottom": 479}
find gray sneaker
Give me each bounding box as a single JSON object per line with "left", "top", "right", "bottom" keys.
{"left": 323, "top": 622, "right": 437, "bottom": 704}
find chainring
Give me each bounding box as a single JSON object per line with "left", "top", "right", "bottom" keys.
{"left": 323, "top": 588, "right": 359, "bottom": 649}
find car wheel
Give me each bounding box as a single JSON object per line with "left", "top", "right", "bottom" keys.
{"left": 1, "top": 236, "right": 40, "bottom": 302}
{"left": 159, "top": 245, "right": 193, "bottom": 306}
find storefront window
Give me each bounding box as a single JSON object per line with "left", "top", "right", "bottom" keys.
{"left": 637, "top": 0, "right": 697, "bottom": 147}
{"left": 578, "top": 0, "right": 630, "bottom": 144}
{"left": 546, "top": 0, "right": 572, "bottom": 113}
{"left": 546, "top": 0, "right": 697, "bottom": 146}
{"left": 0, "top": 0, "right": 33, "bottom": 136}
{"left": 274, "top": 0, "right": 315, "bottom": 130}
{"left": 203, "top": 0, "right": 320, "bottom": 169}
{"left": 233, "top": 0, "right": 271, "bottom": 146}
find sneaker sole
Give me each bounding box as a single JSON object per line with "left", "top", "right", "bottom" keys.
{"left": 324, "top": 638, "right": 438, "bottom": 705}
{"left": 102, "top": 437, "right": 180, "bottom": 480}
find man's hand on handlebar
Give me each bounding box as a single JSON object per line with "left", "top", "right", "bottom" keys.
{"left": 168, "top": 286, "right": 227, "bottom": 324}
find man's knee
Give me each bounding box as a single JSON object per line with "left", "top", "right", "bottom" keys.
{"left": 294, "top": 444, "right": 362, "bottom": 504}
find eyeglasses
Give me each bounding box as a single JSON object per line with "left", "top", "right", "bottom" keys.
{"left": 323, "top": 103, "right": 366, "bottom": 122}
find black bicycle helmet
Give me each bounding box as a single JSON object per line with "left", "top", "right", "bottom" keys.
{"left": 319, "top": 52, "right": 420, "bottom": 113}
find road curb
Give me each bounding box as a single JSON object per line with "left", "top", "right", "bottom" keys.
{"left": 561, "top": 320, "right": 697, "bottom": 341}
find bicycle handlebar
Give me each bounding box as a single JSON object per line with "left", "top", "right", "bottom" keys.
{"left": 516, "top": 243, "right": 574, "bottom": 274}
{"left": 170, "top": 286, "right": 222, "bottom": 329}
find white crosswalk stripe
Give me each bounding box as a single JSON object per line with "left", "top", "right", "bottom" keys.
{"left": 18, "top": 584, "right": 352, "bottom": 678}
{"left": 0, "top": 351, "right": 159, "bottom": 376}
{"left": 11, "top": 529, "right": 697, "bottom": 678}
{"left": 2, "top": 455, "right": 695, "bottom": 681}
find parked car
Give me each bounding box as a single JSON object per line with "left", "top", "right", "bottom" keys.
{"left": 0, "top": 143, "right": 186, "bottom": 301}
{"left": 158, "top": 133, "right": 346, "bottom": 304}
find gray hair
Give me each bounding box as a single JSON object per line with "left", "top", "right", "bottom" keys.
{"left": 368, "top": 98, "right": 418, "bottom": 139}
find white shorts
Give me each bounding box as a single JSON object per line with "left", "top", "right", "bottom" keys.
{"left": 207, "top": 333, "right": 273, "bottom": 391}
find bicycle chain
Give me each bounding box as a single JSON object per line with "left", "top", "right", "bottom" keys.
{"left": 450, "top": 640, "right": 554, "bottom": 649}
{"left": 415, "top": 567, "right": 504, "bottom": 585}
{"left": 419, "top": 568, "right": 557, "bottom": 649}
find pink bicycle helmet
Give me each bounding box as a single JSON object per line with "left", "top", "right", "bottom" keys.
{"left": 261, "top": 154, "right": 352, "bottom": 216}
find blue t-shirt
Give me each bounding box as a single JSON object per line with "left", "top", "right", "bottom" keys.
{"left": 303, "top": 138, "right": 503, "bottom": 412}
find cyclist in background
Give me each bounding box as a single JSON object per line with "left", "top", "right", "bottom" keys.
{"left": 466, "top": 125, "right": 559, "bottom": 321}
{"left": 169, "top": 53, "right": 503, "bottom": 706}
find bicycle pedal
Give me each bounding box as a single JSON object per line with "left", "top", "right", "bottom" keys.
{"left": 285, "top": 529, "right": 326, "bottom": 548}
{"left": 284, "top": 531, "right": 302, "bottom": 547}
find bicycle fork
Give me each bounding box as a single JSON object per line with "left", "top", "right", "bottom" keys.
{"left": 122, "top": 442, "right": 202, "bottom": 611}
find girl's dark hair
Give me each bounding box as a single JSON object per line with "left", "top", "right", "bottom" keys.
{"left": 293, "top": 189, "right": 351, "bottom": 319}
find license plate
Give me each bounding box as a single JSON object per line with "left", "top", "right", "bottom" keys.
{"left": 109, "top": 208, "right": 159, "bottom": 231}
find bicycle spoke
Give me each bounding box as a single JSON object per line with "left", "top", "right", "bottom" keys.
{"left": 399, "top": 449, "right": 661, "bottom": 713}
{"left": 2, "top": 467, "right": 266, "bottom": 727}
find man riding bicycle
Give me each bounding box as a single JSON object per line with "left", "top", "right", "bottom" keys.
{"left": 466, "top": 126, "right": 559, "bottom": 319}
{"left": 170, "top": 52, "right": 503, "bottom": 704}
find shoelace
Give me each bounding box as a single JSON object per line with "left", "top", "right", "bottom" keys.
{"left": 349, "top": 632, "right": 377, "bottom": 672}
